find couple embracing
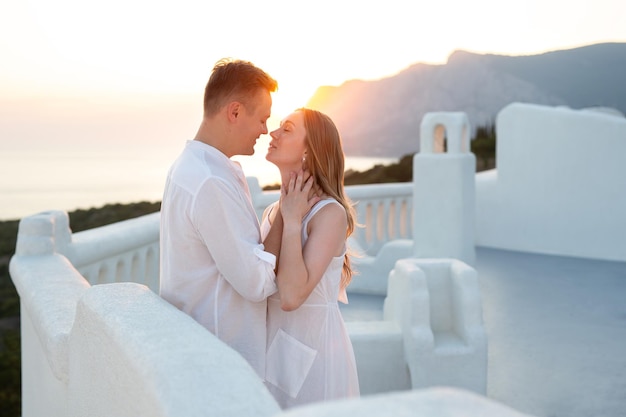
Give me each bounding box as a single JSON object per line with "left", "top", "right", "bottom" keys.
{"left": 159, "top": 58, "right": 359, "bottom": 409}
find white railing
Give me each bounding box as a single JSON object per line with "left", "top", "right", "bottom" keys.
{"left": 44, "top": 181, "right": 412, "bottom": 290}
{"left": 67, "top": 212, "right": 160, "bottom": 291}
{"left": 15, "top": 209, "right": 162, "bottom": 292}
{"left": 248, "top": 179, "right": 414, "bottom": 256}
{"left": 11, "top": 180, "right": 412, "bottom": 299}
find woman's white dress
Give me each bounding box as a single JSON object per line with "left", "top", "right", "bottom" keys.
{"left": 261, "top": 199, "right": 360, "bottom": 409}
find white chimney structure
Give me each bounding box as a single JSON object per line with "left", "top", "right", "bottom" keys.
{"left": 412, "top": 112, "right": 476, "bottom": 265}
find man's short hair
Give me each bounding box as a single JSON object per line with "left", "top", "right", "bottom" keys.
{"left": 203, "top": 58, "right": 278, "bottom": 116}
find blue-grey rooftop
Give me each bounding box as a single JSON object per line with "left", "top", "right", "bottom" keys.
{"left": 341, "top": 246, "right": 626, "bottom": 417}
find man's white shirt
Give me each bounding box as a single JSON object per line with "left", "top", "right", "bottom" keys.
{"left": 160, "top": 140, "right": 277, "bottom": 377}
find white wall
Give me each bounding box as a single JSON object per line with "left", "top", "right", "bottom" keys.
{"left": 413, "top": 112, "right": 476, "bottom": 266}
{"left": 67, "top": 283, "right": 280, "bottom": 417}
{"left": 10, "top": 211, "right": 281, "bottom": 417}
{"left": 476, "top": 103, "right": 626, "bottom": 261}
{"left": 281, "top": 387, "right": 534, "bottom": 417}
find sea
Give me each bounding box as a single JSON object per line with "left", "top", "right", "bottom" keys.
{"left": 0, "top": 136, "right": 396, "bottom": 221}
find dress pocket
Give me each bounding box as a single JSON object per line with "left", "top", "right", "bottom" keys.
{"left": 266, "top": 328, "right": 318, "bottom": 398}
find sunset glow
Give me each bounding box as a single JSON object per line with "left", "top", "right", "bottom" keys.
{"left": 2, "top": 0, "right": 625, "bottom": 118}
{"left": 1, "top": 0, "right": 625, "bottom": 219}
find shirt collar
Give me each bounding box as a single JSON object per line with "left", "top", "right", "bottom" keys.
{"left": 187, "top": 140, "right": 250, "bottom": 190}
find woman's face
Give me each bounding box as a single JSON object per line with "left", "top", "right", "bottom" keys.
{"left": 266, "top": 110, "right": 307, "bottom": 170}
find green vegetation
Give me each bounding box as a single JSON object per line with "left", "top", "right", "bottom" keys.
{"left": 0, "top": 124, "right": 495, "bottom": 414}
{"left": 0, "top": 222, "right": 18, "bottom": 263}
{"left": 0, "top": 218, "right": 20, "bottom": 417}
{"left": 472, "top": 123, "right": 497, "bottom": 172}
{"left": 0, "top": 329, "right": 19, "bottom": 417}
{"left": 69, "top": 201, "right": 161, "bottom": 233}
{"left": 344, "top": 153, "right": 414, "bottom": 185}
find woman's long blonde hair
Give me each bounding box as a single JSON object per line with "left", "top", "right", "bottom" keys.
{"left": 299, "top": 108, "right": 357, "bottom": 289}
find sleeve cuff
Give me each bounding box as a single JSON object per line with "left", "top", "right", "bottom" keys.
{"left": 254, "top": 245, "right": 277, "bottom": 269}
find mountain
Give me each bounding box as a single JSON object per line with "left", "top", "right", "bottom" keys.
{"left": 306, "top": 43, "right": 626, "bottom": 157}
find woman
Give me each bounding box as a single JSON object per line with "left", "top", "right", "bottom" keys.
{"left": 260, "top": 108, "right": 360, "bottom": 409}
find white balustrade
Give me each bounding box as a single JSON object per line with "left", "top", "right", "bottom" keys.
{"left": 345, "top": 183, "right": 413, "bottom": 256}
{"left": 247, "top": 179, "right": 414, "bottom": 257}
{"left": 17, "top": 210, "right": 162, "bottom": 291}
{"left": 45, "top": 181, "right": 412, "bottom": 294}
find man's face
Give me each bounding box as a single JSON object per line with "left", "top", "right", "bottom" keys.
{"left": 236, "top": 90, "right": 272, "bottom": 156}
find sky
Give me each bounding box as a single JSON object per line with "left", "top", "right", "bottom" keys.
{"left": 0, "top": 0, "right": 625, "bottom": 219}
{"left": 2, "top": 0, "right": 626, "bottom": 119}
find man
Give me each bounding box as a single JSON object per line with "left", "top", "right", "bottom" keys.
{"left": 159, "top": 58, "right": 281, "bottom": 378}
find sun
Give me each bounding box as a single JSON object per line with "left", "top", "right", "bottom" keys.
{"left": 271, "top": 84, "right": 320, "bottom": 121}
